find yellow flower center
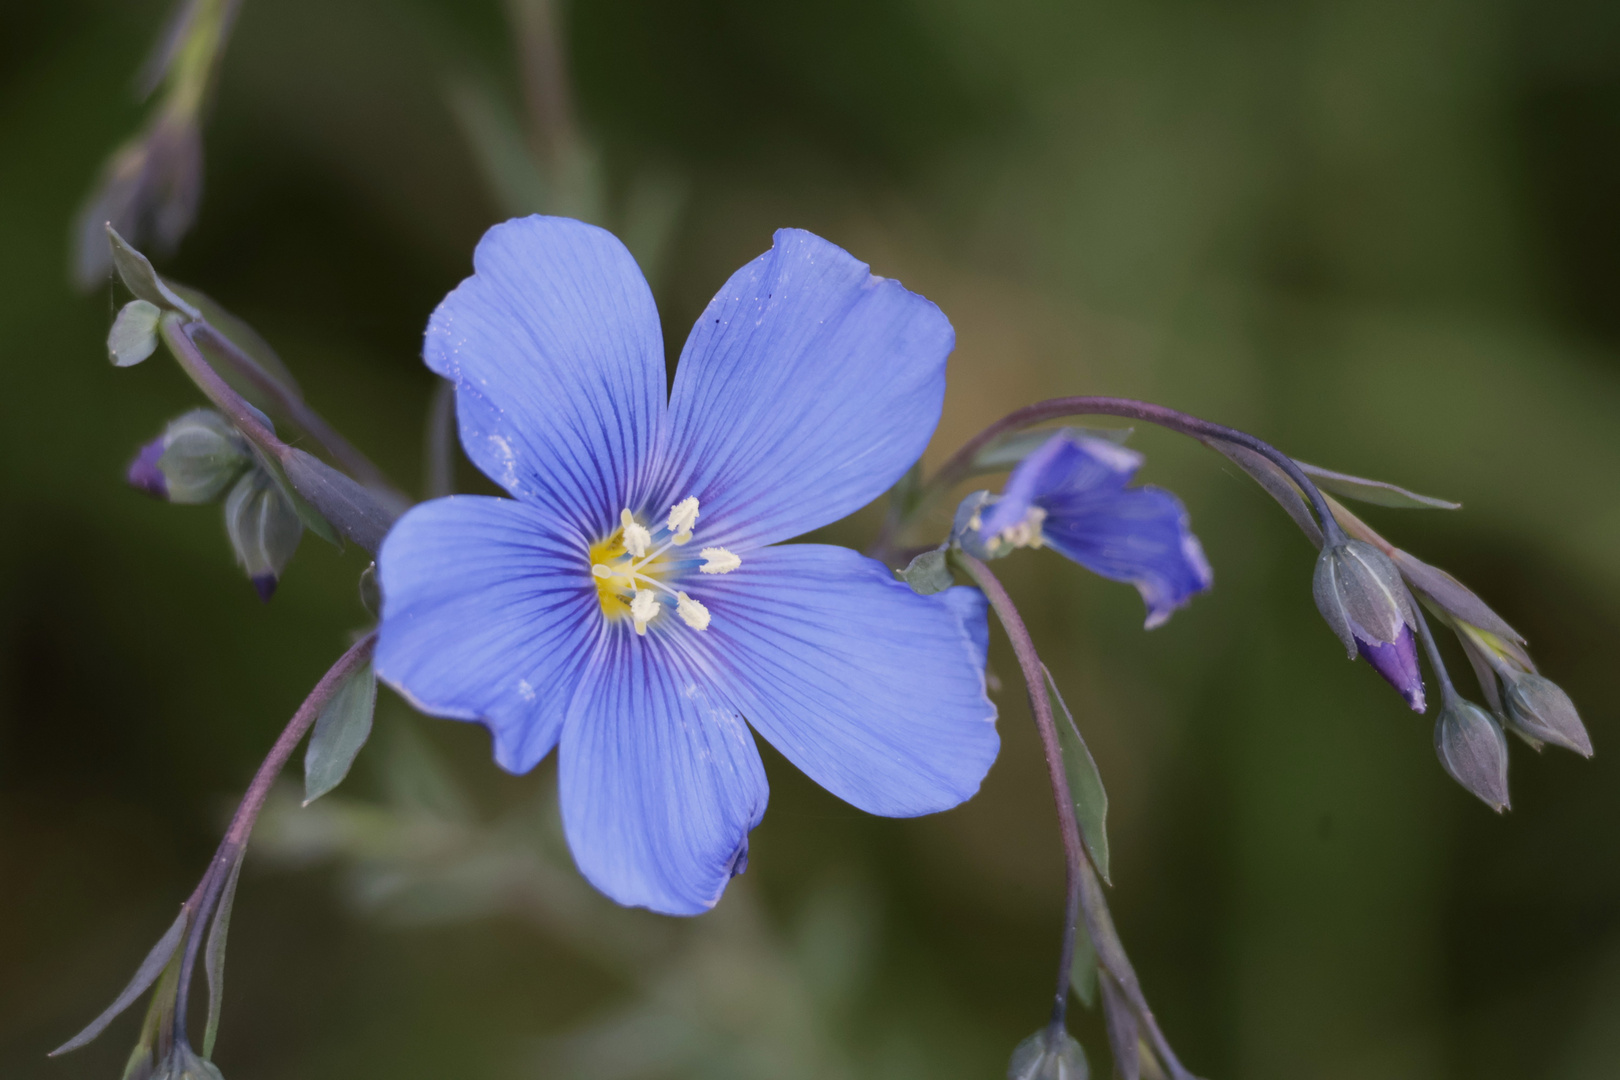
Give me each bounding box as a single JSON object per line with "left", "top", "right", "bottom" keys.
{"left": 587, "top": 498, "right": 739, "bottom": 635}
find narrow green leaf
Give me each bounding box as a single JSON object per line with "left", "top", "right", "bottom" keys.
{"left": 1045, "top": 665, "right": 1110, "bottom": 884}
{"left": 902, "top": 548, "right": 954, "bottom": 595}
{"left": 1296, "top": 461, "right": 1460, "bottom": 510}
{"left": 108, "top": 300, "right": 162, "bottom": 367}
{"left": 105, "top": 225, "right": 200, "bottom": 317}
{"left": 50, "top": 908, "right": 188, "bottom": 1056}
{"left": 304, "top": 662, "right": 379, "bottom": 805}
{"left": 282, "top": 448, "right": 396, "bottom": 553}
{"left": 1069, "top": 920, "right": 1099, "bottom": 1009}
{"left": 202, "top": 846, "right": 246, "bottom": 1058}
{"left": 447, "top": 80, "right": 551, "bottom": 216}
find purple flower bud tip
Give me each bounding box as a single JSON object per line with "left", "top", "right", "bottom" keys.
{"left": 126, "top": 438, "right": 168, "bottom": 500}
{"left": 1356, "top": 624, "right": 1425, "bottom": 712}
{"left": 252, "top": 574, "right": 278, "bottom": 602}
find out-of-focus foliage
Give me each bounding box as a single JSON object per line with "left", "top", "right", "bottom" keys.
{"left": 1, "top": 0, "right": 1617, "bottom": 1078}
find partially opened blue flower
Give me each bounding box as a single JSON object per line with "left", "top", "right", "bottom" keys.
{"left": 961, "top": 431, "right": 1213, "bottom": 628}
{"left": 376, "top": 216, "right": 999, "bottom": 915}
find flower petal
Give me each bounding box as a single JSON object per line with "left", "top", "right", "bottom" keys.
{"left": 558, "top": 631, "right": 768, "bottom": 915}
{"left": 426, "top": 216, "right": 666, "bottom": 536}
{"left": 697, "top": 545, "right": 999, "bottom": 817}
{"left": 656, "top": 229, "right": 954, "bottom": 550}
{"left": 1041, "top": 484, "right": 1214, "bottom": 630}
{"left": 375, "top": 496, "right": 599, "bottom": 773}
{"left": 977, "top": 433, "right": 1142, "bottom": 538}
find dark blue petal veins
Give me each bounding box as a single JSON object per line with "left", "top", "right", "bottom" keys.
{"left": 375, "top": 496, "right": 601, "bottom": 773}
{"left": 695, "top": 546, "right": 999, "bottom": 817}
{"left": 425, "top": 216, "right": 666, "bottom": 537}
{"left": 985, "top": 433, "right": 1213, "bottom": 628}
{"left": 656, "top": 229, "right": 955, "bottom": 551}
{"left": 558, "top": 629, "right": 768, "bottom": 916}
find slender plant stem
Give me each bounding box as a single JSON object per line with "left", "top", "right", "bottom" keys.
{"left": 882, "top": 396, "right": 1344, "bottom": 561}
{"left": 161, "top": 315, "right": 283, "bottom": 457}
{"left": 955, "top": 553, "right": 1193, "bottom": 1077}
{"left": 1410, "top": 602, "right": 1457, "bottom": 705}
{"left": 950, "top": 553, "right": 1087, "bottom": 1031}
{"left": 191, "top": 322, "right": 408, "bottom": 509}
{"left": 169, "top": 632, "right": 377, "bottom": 1045}
{"left": 508, "top": 0, "right": 578, "bottom": 167}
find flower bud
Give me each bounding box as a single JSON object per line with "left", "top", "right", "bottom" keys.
{"left": 74, "top": 113, "right": 202, "bottom": 290}
{"left": 1503, "top": 673, "right": 1592, "bottom": 758}
{"left": 152, "top": 1045, "right": 226, "bottom": 1080}
{"left": 153, "top": 409, "right": 253, "bottom": 504}
{"left": 1434, "top": 698, "right": 1511, "bottom": 811}
{"left": 127, "top": 436, "right": 169, "bottom": 499}
{"left": 224, "top": 469, "right": 303, "bottom": 601}
{"left": 1008, "top": 1027, "right": 1090, "bottom": 1080}
{"left": 1314, "top": 540, "right": 1425, "bottom": 711}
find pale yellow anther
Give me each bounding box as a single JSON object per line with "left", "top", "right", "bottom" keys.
{"left": 998, "top": 506, "right": 1048, "bottom": 551}
{"left": 591, "top": 563, "right": 615, "bottom": 579}
{"left": 630, "top": 589, "right": 659, "bottom": 635}
{"left": 699, "top": 547, "right": 742, "bottom": 575}
{"left": 619, "top": 508, "right": 652, "bottom": 558}
{"left": 675, "top": 591, "right": 710, "bottom": 631}
{"left": 667, "top": 496, "right": 700, "bottom": 536}
{"left": 671, "top": 529, "right": 694, "bottom": 546}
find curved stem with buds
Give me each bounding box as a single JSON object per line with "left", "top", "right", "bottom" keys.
{"left": 878, "top": 396, "right": 1344, "bottom": 562}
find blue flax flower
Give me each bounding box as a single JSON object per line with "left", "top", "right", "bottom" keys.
{"left": 376, "top": 216, "right": 999, "bottom": 915}
{"left": 962, "top": 431, "right": 1213, "bottom": 628}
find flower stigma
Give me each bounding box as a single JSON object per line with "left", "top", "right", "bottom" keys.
{"left": 589, "top": 497, "right": 740, "bottom": 635}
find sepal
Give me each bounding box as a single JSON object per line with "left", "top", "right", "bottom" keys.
{"left": 1434, "top": 698, "right": 1511, "bottom": 811}
{"left": 1502, "top": 673, "right": 1592, "bottom": 758}
{"left": 1008, "top": 1028, "right": 1090, "bottom": 1080}
{"left": 223, "top": 470, "right": 303, "bottom": 600}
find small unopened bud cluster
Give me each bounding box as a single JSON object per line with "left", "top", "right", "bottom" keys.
{"left": 128, "top": 409, "right": 303, "bottom": 601}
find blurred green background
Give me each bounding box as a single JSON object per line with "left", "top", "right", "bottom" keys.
{"left": 3, "top": 0, "right": 1618, "bottom": 1077}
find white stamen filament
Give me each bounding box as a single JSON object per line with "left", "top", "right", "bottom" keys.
{"left": 700, "top": 547, "right": 741, "bottom": 574}
{"left": 598, "top": 497, "right": 731, "bottom": 635}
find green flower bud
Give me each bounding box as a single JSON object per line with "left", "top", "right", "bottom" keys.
{"left": 1503, "top": 673, "right": 1592, "bottom": 758}
{"left": 1008, "top": 1028, "right": 1089, "bottom": 1080}
{"left": 152, "top": 1045, "right": 225, "bottom": 1080}
{"left": 224, "top": 469, "right": 303, "bottom": 601}
{"left": 157, "top": 410, "right": 252, "bottom": 504}
{"left": 1434, "top": 698, "right": 1511, "bottom": 812}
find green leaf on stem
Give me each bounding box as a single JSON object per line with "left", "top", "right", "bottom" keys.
{"left": 1069, "top": 920, "right": 1099, "bottom": 1009}
{"left": 50, "top": 908, "right": 188, "bottom": 1056}
{"left": 1296, "top": 462, "right": 1460, "bottom": 510}
{"left": 282, "top": 448, "right": 395, "bottom": 553}
{"left": 902, "top": 548, "right": 954, "bottom": 595}
{"left": 1045, "top": 666, "right": 1110, "bottom": 884}
{"left": 202, "top": 846, "right": 246, "bottom": 1058}
{"left": 304, "top": 661, "right": 379, "bottom": 805}
{"left": 109, "top": 300, "right": 162, "bottom": 367}
{"left": 105, "top": 225, "right": 200, "bottom": 317}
